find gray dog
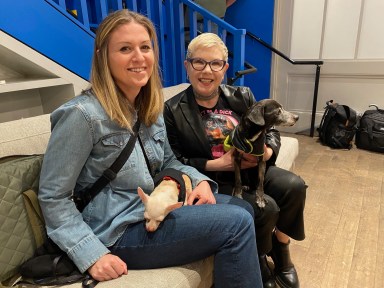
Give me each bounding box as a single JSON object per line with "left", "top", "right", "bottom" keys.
{"left": 225, "top": 99, "right": 299, "bottom": 208}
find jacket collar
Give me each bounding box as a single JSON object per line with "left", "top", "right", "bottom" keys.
{"left": 179, "top": 86, "right": 212, "bottom": 155}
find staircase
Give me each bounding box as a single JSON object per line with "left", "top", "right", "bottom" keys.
{"left": 0, "top": 0, "right": 256, "bottom": 123}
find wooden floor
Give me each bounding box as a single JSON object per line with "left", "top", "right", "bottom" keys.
{"left": 283, "top": 134, "right": 384, "bottom": 288}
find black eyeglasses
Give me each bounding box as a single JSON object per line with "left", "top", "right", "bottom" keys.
{"left": 187, "top": 58, "right": 226, "bottom": 72}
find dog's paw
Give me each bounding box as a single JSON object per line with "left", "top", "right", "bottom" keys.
{"left": 233, "top": 187, "right": 243, "bottom": 199}
{"left": 234, "top": 193, "right": 243, "bottom": 199}
{"left": 255, "top": 195, "right": 267, "bottom": 208}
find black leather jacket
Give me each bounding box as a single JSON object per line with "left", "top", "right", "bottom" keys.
{"left": 164, "top": 84, "right": 281, "bottom": 186}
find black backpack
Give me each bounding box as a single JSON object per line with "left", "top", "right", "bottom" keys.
{"left": 318, "top": 100, "right": 358, "bottom": 149}
{"left": 355, "top": 104, "right": 384, "bottom": 153}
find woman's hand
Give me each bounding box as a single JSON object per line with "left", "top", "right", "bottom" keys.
{"left": 187, "top": 180, "right": 216, "bottom": 205}
{"left": 241, "top": 145, "right": 273, "bottom": 167}
{"left": 205, "top": 148, "right": 236, "bottom": 171}
{"left": 206, "top": 148, "right": 258, "bottom": 171}
{"left": 205, "top": 145, "right": 274, "bottom": 172}
{"left": 240, "top": 153, "right": 258, "bottom": 169}
{"left": 263, "top": 144, "right": 273, "bottom": 161}
{"left": 88, "top": 254, "right": 128, "bottom": 282}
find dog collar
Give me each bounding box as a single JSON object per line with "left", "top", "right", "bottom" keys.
{"left": 162, "top": 176, "right": 181, "bottom": 195}
{"left": 153, "top": 168, "right": 187, "bottom": 204}
{"left": 224, "top": 129, "right": 265, "bottom": 157}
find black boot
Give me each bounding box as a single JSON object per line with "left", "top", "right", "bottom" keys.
{"left": 268, "top": 233, "right": 299, "bottom": 288}
{"left": 259, "top": 254, "right": 277, "bottom": 288}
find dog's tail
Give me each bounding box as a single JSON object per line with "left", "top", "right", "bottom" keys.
{"left": 182, "top": 174, "right": 193, "bottom": 205}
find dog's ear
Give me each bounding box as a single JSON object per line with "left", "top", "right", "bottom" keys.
{"left": 247, "top": 104, "right": 265, "bottom": 126}
{"left": 137, "top": 187, "right": 149, "bottom": 204}
{"left": 165, "top": 202, "right": 183, "bottom": 213}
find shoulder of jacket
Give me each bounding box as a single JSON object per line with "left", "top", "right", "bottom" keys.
{"left": 54, "top": 93, "right": 106, "bottom": 123}
{"left": 220, "top": 84, "right": 254, "bottom": 110}
{"left": 165, "top": 87, "right": 189, "bottom": 107}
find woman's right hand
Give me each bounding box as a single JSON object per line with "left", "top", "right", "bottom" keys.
{"left": 205, "top": 148, "right": 236, "bottom": 171}
{"left": 205, "top": 148, "right": 258, "bottom": 171}
{"left": 88, "top": 254, "right": 128, "bottom": 281}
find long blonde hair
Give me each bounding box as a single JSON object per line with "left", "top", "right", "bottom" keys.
{"left": 89, "top": 9, "right": 163, "bottom": 130}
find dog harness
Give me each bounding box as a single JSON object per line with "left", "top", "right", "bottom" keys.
{"left": 223, "top": 128, "right": 265, "bottom": 156}
{"left": 153, "top": 168, "right": 187, "bottom": 204}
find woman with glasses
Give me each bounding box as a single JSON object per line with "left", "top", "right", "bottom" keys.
{"left": 164, "top": 33, "right": 307, "bottom": 288}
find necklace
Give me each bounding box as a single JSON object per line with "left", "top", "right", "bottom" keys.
{"left": 193, "top": 88, "right": 219, "bottom": 102}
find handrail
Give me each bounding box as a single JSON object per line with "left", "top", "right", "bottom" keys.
{"left": 171, "top": 0, "right": 247, "bottom": 85}
{"left": 247, "top": 32, "right": 323, "bottom": 66}
{"left": 246, "top": 31, "right": 323, "bottom": 137}
{"left": 227, "top": 56, "right": 258, "bottom": 85}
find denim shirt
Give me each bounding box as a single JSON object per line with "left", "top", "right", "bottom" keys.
{"left": 38, "top": 93, "right": 217, "bottom": 273}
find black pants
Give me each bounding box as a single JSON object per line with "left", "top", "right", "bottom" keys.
{"left": 218, "top": 166, "right": 307, "bottom": 255}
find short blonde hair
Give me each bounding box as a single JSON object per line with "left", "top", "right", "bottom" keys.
{"left": 89, "top": 9, "right": 163, "bottom": 130}
{"left": 186, "top": 33, "right": 228, "bottom": 61}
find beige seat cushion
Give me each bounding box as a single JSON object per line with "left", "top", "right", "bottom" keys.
{"left": 0, "top": 114, "right": 51, "bottom": 158}
{"left": 276, "top": 136, "right": 299, "bottom": 171}
{"left": 15, "top": 257, "right": 213, "bottom": 288}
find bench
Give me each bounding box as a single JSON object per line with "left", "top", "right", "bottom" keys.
{"left": 0, "top": 84, "right": 299, "bottom": 288}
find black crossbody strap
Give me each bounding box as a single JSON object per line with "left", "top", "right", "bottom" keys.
{"left": 86, "top": 120, "right": 141, "bottom": 203}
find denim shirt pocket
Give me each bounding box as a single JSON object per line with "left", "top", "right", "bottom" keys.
{"left": 148, "top": 128, "right": 166, "bottom": 172}
{"left": 152, "top": 129, "right": 165, "bottom": 143}
{"left": 101, "top": 133, "right": 136, "bottom": 172}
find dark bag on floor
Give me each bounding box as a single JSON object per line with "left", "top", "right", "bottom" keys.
{"left": 20, "top": 239, "right": 85, "bottom": 285}
{"left": 355, "top": 104, "right": 384, "bottom": 153}
{"left": 317, "top": 100, "right": 358, "bottom": 149}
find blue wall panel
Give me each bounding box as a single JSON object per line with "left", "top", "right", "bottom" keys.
{"left": 0, "top": 0, "right": 94, "bottom": 80}
{"left": 225, "top": 1, "right": 274, "bottom": 100}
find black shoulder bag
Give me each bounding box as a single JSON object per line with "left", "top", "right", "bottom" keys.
{"left": 20, "top": 120, "right": 141, "bottom": 287}
{"left": 73, "top": 119, "right": 141, "bottom": 212}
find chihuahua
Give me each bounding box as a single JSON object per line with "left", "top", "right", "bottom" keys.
{"left": 138, "top": 174, "right": 192, "bottom": 232}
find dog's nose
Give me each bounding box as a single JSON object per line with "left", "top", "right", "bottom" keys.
{"left": 294, "top": 114, "right": 299, "bottom": 121}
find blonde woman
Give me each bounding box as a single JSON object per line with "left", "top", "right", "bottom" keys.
{"left": 38, "top": 10, "right": 262, "bottom": 287}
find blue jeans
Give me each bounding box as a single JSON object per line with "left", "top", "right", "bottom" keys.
{"left": 110, "top": 194, "right": 262, "bottom": 288}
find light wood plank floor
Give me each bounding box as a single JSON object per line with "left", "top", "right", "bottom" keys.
{"left": 283, "top": 134, "right": 384, "bottom": 288}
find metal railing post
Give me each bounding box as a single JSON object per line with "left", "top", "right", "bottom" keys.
{"left": 310, "top": 65, "right": 321, "bottom": 137}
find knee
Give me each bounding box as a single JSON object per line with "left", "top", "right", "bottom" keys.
{"left": 226, "top": 196, "right": 255, "bottom": 218}
{"left": 242, "top": 193, "right": 279, "bottom": 225}
{"left": 288, "top": 175, "right": 307, "bottom": 201}
{"left": 227, "top": 205, "right": 255, "bottom": 232}
{"left": 254, "top": 195, "right": 279, "bottom": 225}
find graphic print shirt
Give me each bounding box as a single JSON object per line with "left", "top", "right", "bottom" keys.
{"left": 198, "top": 97, "right": 240, "bottom": 159}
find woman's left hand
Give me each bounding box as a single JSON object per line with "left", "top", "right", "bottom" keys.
{"left": 241, "top": 144, "right": 273, "bottom": 167}
{"left": 187, "top": 180, "right": 216, "bottom": 205}
{"left": 240, "top": 153, "right": 258, "bottom": 169}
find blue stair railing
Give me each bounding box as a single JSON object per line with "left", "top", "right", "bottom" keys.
{"left": 164, "top": 0, "right": 251, "bottom": 86}
{"left": 47, "top": 0, "right": 252, "bottom": 86}
{"left": 1, "top": 0, "right": 251, "bottom": 86}
{"left": 44, "top": 0, "right": 168, "bottom": 81}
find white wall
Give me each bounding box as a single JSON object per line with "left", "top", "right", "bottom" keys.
{"left": 0, "top": 31, "right": 89, "bottom": 123}
{"left": 272, "top": 0, "right": 384, "bottom": 134}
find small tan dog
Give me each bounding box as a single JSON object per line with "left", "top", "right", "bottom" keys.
{"left": 138, "top": 174, "right": 192, "bottom": 232}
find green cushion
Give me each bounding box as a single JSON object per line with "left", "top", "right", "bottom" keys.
{"left": 0, "top": 155, "right": 43, "bottom": 282}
